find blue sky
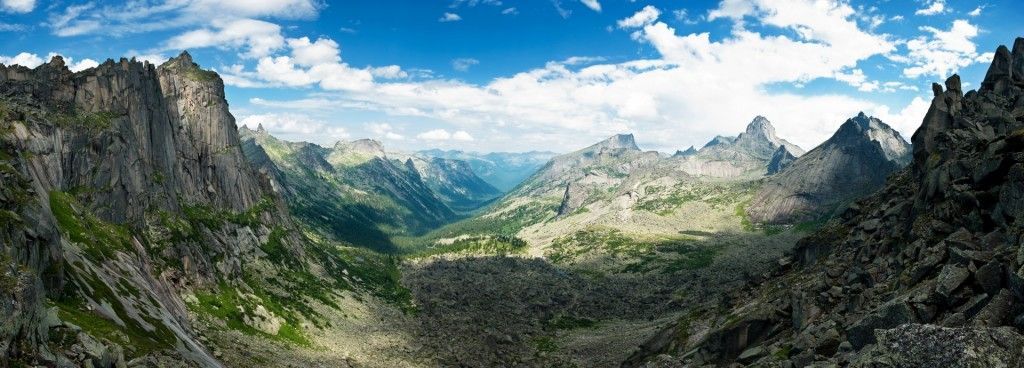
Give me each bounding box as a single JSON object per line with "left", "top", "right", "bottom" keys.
{"left": 1, "top": 0, "right": 1022, "bottom": 153}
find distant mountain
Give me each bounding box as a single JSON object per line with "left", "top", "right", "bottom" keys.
{"left": 391, "top": 153, "right": 502, "bottom": 212}
{"left": 240, "top": 128, "right": 457, "bottom": 250}
{"left": 673, "top": 146, "right": 698, "bottom": 157}
{"left": 417, "top": 149, "right": 557, "bottom": 191}
{"left": 747, "top": 112, "right": 911, "bottom": 224}
{"left": 674, "top": 116, "right": 805, "bottom": 178}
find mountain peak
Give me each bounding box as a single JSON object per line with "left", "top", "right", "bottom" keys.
{"left": 592, "top": 133, "right": 640, "bottom": 151}
{"left": 673, "top": 146, "right": 698, "bottom": 157}
{"left": 256, "top": 123, "right": 267, "bottom": 134}
{"left": 831, "top": 113, "right": 910, "bottom": 165}
{"left": 744, "top": 115, "right": 778, "bottom": 140}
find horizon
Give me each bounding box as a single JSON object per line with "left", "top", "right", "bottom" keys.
{"left": 2, "top": 0, "right": 1022, "bottom": 153}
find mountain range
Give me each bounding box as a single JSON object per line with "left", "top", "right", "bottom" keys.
{"left": 3, "top": 36, "right": 1024, "bottom": 368}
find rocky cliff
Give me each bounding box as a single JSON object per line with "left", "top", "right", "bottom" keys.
{"left": 0, "top": 53, "right": 394, "bottom": 367}
{"left": 747, "top": 113, "right": 911, "bottom": 224}
{"left": 627, "top": 37, "right": 1024, "bottom": 367}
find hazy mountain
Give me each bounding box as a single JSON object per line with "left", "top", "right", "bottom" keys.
{"left": 391, "top": 152, "right": 502, "bottom": 212}
{"left": 674, "top": 116, "right": 805, "bottom": 178}
{"left": 747, "top": 112, "right": 911, "bottom": 224}
{"left": 417, "top": 149, "right": 557, "bottom": 191}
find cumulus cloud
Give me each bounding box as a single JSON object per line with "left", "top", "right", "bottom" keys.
{"left": 0, "top": 52, "right": 44, "bottom": 68}
{"left": 439, "top": 13, "right": 462, "bottom": 22}
{"left": 902, "top": 19, "right": 987, "bottom": 78}
{"left": 243, "top": 0, "right": 943, "bottom": 152}
{"left": 1, "top": 0, "right": 34, "bottom": 13}
{"left": 417, "top": 129, "right": 474, "bottom": 141}
{"left": 452, "top": 58, "right": 480, "bottom": 72}
{"left": 367, "top": 123, "right": 405, "bottom": 140}
{"left": 968, "top": 6, "right": 983, "bottom": 16}
{"left": 617, "top": 5, "right": 660, "bottom": 29}
{"left": 915, "top": 0, "right": 947, "bottom": 16}
{"left": 238, "top": 113, "right": 349, "bottom": 144}
{"left": 165, "top": 19, "right": 284, "bottom": 58}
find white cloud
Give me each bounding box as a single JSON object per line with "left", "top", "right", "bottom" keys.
{"left": 452, "top": 131, "right": 475, "bottom": 141}
{"left": 673, "top": 9, "right": 699, "bottom": 25}
{"left": 1, "top": 0, "right": 33, "bottom": 13}
{"left": 367, "top": 123, "right": 405, "bottom": 140}
{"left": 238, "top": 113, "right": 349, "bottom": 145}
{"left": 417, "top": 129, "right": 475, "bottom": 142}
{"left": 128, "top": 52, "right": 169, "bottom": 65}
{"left": 439, "top": 12, "right": 462, "bottom": 22}
{"left": 371, "top": 65, "right": 408, "bottom": 79}
{"left": 0, "top": 52, "right": 44, "bottom": 68}
{"left": 872, "top": 96, "right": 931, "bottom": 139}
{"left": 287, "top": 37, "right": 340, "bottom": 66}
{"left": 579, "top": 0, "right": 601, "bottom": 12}
{"left": 968, "top": 6, "right": 983, "bottom": 16}
{"left": 902, "top": 19, "right": 986, "bottom": 78}
{"left": 502, "top": 7, "right": 518, "bottom": 15}
{"left": 47, "top": 0, "right": 321, "bottom": 37}
{"left": 226, "top": 0, "right": 939, "bottom": 152}
{"left": 165, "top": 19, "right": 284, "bottom": 58}
{"left": 67, "top": 58, "right": 99, "bottom": 72}
{"left": 915, "top": 0, "right": 946, "bottom": 16}
{"left": 618, "top": 6, "right": 660, "bottom": 29}
{"left": 452, "top": 58, "right": 480, "bottom": 71}
{"left": 184, "top": 0, "right": 320, "bottom": 19}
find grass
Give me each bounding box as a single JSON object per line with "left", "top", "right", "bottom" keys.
{"left": 49, "top": 191, "right": 133, "bottom": 260}
{"left": 189, "top": 283, "right": 311, "bottom": 346}
{"left": 50, "top": 110, "right": 120, "bottom": 131}
{"left": 414, "top": 235, "right": 528, "bottom": 258}
{"left": 53, "top": 270, "right": 178, "bottom": 358}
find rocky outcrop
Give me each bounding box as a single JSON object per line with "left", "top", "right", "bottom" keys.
{"left": 747, "top": 113, "right": 911, "bottom": 224}
{"left": 627, "top": 37, "right": 1024, "bottom": 367}
{"left": 678, "top": 116, "right": 804, "bottom": 178}
{"left": 766, "top": 146, "right": 797, "bottom": 175}
{"left": 0, "top": 52, "right": 359, "bottom": 367}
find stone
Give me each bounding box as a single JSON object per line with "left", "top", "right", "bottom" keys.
{"left": 850, "top": 324, "right": 1024, "bottom": 368}
{"left": 974, "top": 261, "right": 1004, "bottom": 294}
{"left": 846, "top": 301, "right": 916, "bottom": 349}
{"left": 934, "top": 264, "right": 969, "bottom": 298}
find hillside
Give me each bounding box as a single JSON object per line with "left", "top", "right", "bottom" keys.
{"left": 239, "top": 128, "right": 498, "bottom": 250}
{"left": 0, "top": 53, "right": 416, "bottom": 367}
{"left": 626, "top": 36, "right": 1024, "bottom": 368}
{"left": 748, "top": 112, "right": 911, "bottom": 224}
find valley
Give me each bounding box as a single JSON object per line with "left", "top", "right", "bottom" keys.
{"left": 1, "top": 28, "right": 1023, "bottom": 368}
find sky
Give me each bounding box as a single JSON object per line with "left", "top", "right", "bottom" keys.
{"left": 0, "top": 0, "right": 1022, "bottom": 153}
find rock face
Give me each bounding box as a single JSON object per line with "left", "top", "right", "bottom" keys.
{"left": 766, "top": 146, "right": 797, "bottom": 175}
{"left": 626, "top": 37, "right": 1024, "bottom": 367}
{"left": 676, "top": 116, "right": 804, "bottom": 178}
{"left": 0, "top": 53, "right": 372, "bottom": 367}
{"left": 747, "top": 113, "right": 911, "bottom": 224}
